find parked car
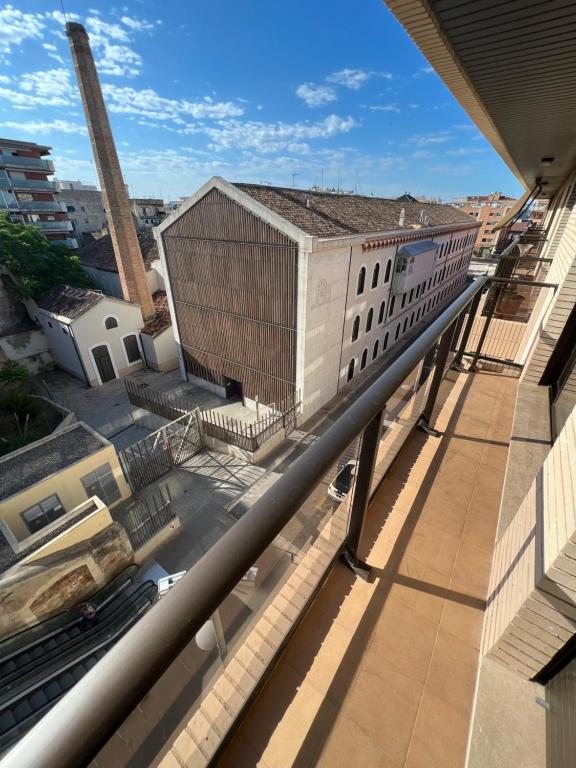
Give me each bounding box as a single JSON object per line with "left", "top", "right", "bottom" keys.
{"left": 327, "top": 460, "right": 357, "bottom": 502}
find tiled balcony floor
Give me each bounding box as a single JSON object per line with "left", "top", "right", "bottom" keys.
{"left": 215, "top": 369, "right": 518, "bottom": 768}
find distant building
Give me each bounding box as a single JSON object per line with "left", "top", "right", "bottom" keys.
{"left": 54, "top": 179, "right": 107, "bottom": 244}
{"left": 130, "top": 198, "right": 166, "bottom": 232}
{"left": 0, "top": 138, "right": 77, "bottom": 249}
{"left": 157, "top": 177, "right": 478, "bottom": 419}
{"left": 452, "top": 192, "right": 517, "bottom": 256}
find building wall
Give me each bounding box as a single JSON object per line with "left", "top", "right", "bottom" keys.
{"left": 0, "top": 442, "right": 130, "bottom": 542}
{"left": 81, "top": 264, "right": 163, "bottom": 300}
{"left": 162, "top": 187, "right": 299, "bottom": 404}
{"left": 140, "top": 327, "right": 178, "bottom": 373}
{"left": 58, "top": 187, "right": 106, "bottom": 238}
{"left": 29, "top": 303, "right": 86, "bottom": 381}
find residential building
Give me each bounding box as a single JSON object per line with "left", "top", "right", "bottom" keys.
{"left": 157, "top": 178, "right": 477, "bottom": 418}
{"left": 0, "top": 138, "right": 77, "bottom": 249}
{"left": 130, "top": 197, "right": 166, "bottom": 232}
{"left": 452, "top": 191, "right": 518, "bottom": 255}
{"left": 54, "top": 179, "right": 107, "bottom": 244}
{"left": 9, "top": 5, "right": 576, "bottom": 768}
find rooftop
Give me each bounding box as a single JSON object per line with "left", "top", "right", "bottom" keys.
{"left": 80, "top": 233, "right": 158, "bottom": 273}
{"left": 0, "top": 422, "right": 106, "bottom": 502}
{"left": 36, "top": 284, "right": 104, "bottom": 320}
{"left": 0, "top": 138, "right": 51, "bottom": 154}
{"left": 141, "top": 290, "right": 172, "bottom": 336}
{"left": 234, "top": 183, "right": 476, "bottom": 239}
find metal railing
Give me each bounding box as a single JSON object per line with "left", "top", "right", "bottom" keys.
{"left": 31, "top": 220, "right": 73, "bottom": 232}
{"left": 0, "top": 177, "right": 55, "bottom": 191}
{"left": 0, "top": 155, "right": 54, "bottom": 172}
{"left": 1, "top": 275, "right": 554, "bottom": 768}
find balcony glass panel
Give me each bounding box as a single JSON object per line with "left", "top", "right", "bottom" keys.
{"left": 0, "top": 178, "right": 55, "bottom": 191}
{"left": 32, "top": 220, "right": 73, "bottom": 231}
{"left": 0, "top": 155, "right": 54, "bottom": 172}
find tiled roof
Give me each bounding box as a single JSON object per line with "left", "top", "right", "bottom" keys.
{"left": 234, "top": 183, "right": 475, "bottom": 238}
{"left": 141, "top": 290, "right": 171, "bottom": 336}
{"left": 0, "top": 423, "right": 105, "bottom": 502}
{"left": 80, "top": 234, "right": 158, "bottom": 273}
{"left": 36, "top": 285, "right": 103, "bottom": 319}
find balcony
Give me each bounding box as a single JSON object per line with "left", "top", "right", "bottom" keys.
{"left": 0, "top": 200, "right": 67, "bottom": 213}
{"left": 31, "top": 220, "right": 73, "bottom": 233}
{"left": 0, "top": 177, "right": 55, "bottom": 192}
{"left": 0, "top": 155, "right": 54, "bottom": 173}
{"left": 2, "top": 271, "right": 556, "bottom": 768}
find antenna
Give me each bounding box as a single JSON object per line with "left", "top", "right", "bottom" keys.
{"left": 60, "top": 0, "right": 69, "bottom": 24}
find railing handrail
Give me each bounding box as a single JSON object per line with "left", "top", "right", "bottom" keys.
{"left": 3, "top": 277, "right": 488, "bottom": 768}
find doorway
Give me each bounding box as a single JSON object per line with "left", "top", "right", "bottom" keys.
{"left": 91, "top": 344, "right": 117, "bottom": 383}
{"left": 224, "top": 377, "right": 243, "bottom": 400}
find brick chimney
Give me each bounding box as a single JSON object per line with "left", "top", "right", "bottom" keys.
{"left": 66, "top": 22, "right": 155, "bottom": 320}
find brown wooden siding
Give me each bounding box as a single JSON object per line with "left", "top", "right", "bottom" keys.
{"left": 163, "top": 188, "right": 298, "bottom": 404}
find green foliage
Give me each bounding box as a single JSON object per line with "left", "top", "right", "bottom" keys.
{"left": 0, "top": 213, "right": 93, "bottom": 299}
{"left": 0, "top": 361, "right": 30, "bottom": 387}
{"left": 0, "top": 391, "right": 40, "bottom": 420}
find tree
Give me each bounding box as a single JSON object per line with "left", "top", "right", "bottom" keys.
{"left": 0, "top": 213, "right": 93, "bottom": 299}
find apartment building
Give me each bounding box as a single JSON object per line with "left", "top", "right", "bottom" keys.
{"left": 0, "top": 139, "right": 76, "bottom": 249}
{"left": 131, "top": 198, "right": 166, "bottom": 232}
{"left": 54, "top": 179, "right": 107, "bottom": 243}
{"left": 157, "top": 178, "right": 477, "bottom": 418}
{"left": 452, "top": 191, "right": 518, "bottom": 255}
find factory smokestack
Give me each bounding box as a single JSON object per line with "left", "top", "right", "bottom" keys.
{"left": 66, "top": 22, "right": 155, "bottom": 320}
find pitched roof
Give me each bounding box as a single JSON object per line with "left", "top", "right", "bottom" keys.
{"left": 36, "top": 285, "right": 103, "bottom": 319}
{"left": 141, "top": 290, "right": 171, "bottom": 337}
{"left": 233, "top": 183, "right": 475, "bottom": 238}
{"left": 80, "top": 234, "right": 158, "bottom": 273}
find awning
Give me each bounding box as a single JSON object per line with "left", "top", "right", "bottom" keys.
{"left": 493, "top": 185, "right": 540, "bottom": 231}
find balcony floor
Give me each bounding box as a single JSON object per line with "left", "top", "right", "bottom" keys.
{"left": 215, "top": 369, "right": 517, "bottom": 768}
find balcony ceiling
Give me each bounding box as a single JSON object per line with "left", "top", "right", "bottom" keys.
{"left": 387, "top": 0, "right": 576, "bottom": 197}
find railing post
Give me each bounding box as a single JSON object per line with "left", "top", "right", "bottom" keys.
{"left": 470, "top": 282, "right": 504, "bottom": 372}
{"left": 418, "top": 318, "right": 458, "bottom": 436}
{"left": 341, "top": 409, "right": 383, "bottom": 580}
{"left": 452, "top": 288, "right": 483, "bottom": 368}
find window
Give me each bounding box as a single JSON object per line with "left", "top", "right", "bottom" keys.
{"left": 384, "top": 260, "right": 392, "bottom": 283}
{"left": 383, "top": 332, "right": 389, "bottom": 351}
{"left": 388, "top": 295, "right": 395, "bottom": 317}
{"left": 351, "top": 315, "right": 360, "bottom": 342}
{"left": 347, "top": 358, "right": 355, "bottom": 382}
{"left": 123, "top": 334, "right": 141, "bottom": 364}
{"left": 403, "top": 317, "right": 408, "bottom": 333}
{"left": 366, "top": 307, "right": 374, "bottom": 333}
{"left": 401, "top": 293, "right": 407, "bottom": 309}
{"left": 22, "top": 495, "right": 65, "bottom": 534}
{"left": 416, "top": 308, "right": 421, "bottom": 322}
{"left": 373, "top": 339, "right": 379, "bottom": 359}
{"left": 361, "top": 348, "right": 368, "bottom": 370}
{"left": 378, "top": 300, "right": 386, "bottom": 325}
{"left": 410, "top": 312, "right": 414, "bottom": 327}
{"left": 395, "top": 323, "right": 400, "bottom": 340}
{"left": 104, "top": 316, "right": 118, "bottom": 330}
{"left": 371, "top": 263, "right": 380, "bottom": 289}
{"left": 81, "top": 463, "right": 121, "bottom": 506}
{"left": 357, "top": 266, "right": 366, "bottom": 295}
{"left": 409, "top": 288, "right": 414, "bottom": 304}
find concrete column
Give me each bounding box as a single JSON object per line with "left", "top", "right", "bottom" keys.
{"left": 66, "top": 22, "right": 155, "bottom": 320}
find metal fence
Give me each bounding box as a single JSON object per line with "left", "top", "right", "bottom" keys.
{"left": 122, "top": 487, "right": 176, "bottom": 551}
{"left": 125, "top": 379, "right": 188, "bottom": 421}
{"left": 119, "top": 410, "right": 203, "bottom": 492}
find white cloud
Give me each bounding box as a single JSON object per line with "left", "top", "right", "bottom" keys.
{"left": 415, "top": 66, "right": 434, "bottom": 76}
{"left": 369, "top": 104, "right": 400, "bottom": 113}
{"left": 409, "top": 132, "right": 451, "bottom": 146}
{"left": 0, "top": 119, "right": 87, "bottom": 135}
{"left": 296, "top": 83, "right": 337, "bottom": 108}
{"left": 86, "top": 17, "right": 130, "bottom": 43}
{"left": 327, "top": 68, "right": 372, "bottom": 90}
{"left": 0, "top": 68, "right": 77, "bottom": 108}
{"left": 183, "top": 114, "right": 358, "bottom": 153}
{"left": 102, "top": 84, "right": 244, "bottom": 121}
{"left": 445, "top": 147, "right": 485, "bottom": 156}
{"left": 94, "top": 43, "right": 142, "bottom": 76}
{"left": 412, "top": 150, "right": 436, "bottom": 158}
{"left": 42, "top": 42, "right": 65, "bottom": 64}
{"left": 0, "top": 5, "right": 44, "bottom": 60}
{"left": 0, "top": 74, "right": 10, "bottom": 84}
{"left": 120, "top": 16, "right": 158, "bottom": 32}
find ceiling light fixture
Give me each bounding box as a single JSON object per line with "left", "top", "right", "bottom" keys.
{"left": 541, "top": 156, "right": 555, "bottom": 165}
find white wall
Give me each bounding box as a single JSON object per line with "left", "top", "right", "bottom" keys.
{"left": 30, "top": 308, "right": 86, "bottom": 381}
{"left": 140, "top": 326, "right": 177, "bottom": 372}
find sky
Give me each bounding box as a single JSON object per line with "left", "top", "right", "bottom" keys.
{"left": 0, "top": 1, "right": 524, "bottom": 202}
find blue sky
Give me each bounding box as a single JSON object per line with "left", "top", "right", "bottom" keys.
{"left": 0, "top": 1, "right": 523, "bottom": 201}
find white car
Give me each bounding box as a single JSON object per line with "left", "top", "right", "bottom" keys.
{"left": 327, "top": 461, "right": 358, "bottom": 502}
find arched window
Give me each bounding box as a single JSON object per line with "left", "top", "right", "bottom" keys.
{"left": 361, "top": 348, "right": 368, "bottom": 370}
{"left": 371, "top": 262, "right": 380, "bottom": 288}
{"left": 351, "top": 315, "right": 360, "bottom": 342}
{"left": 378, "top": 300, "right": 386, "bottom": 325}
{"left": 416, "top": 307, "right": 421, "bottom": 322}
{"left": 372, "top": 339, "right": 379, "bottom": 359}
{"left": 401, "top": 293, "right": 407, "bottom": 309}
{"left": 383, "top": 332, "right": 389, "bottom": 351}
{"left": 357, "top": 266, "right": 366, "bottom": 295}
{"left": 395, "top": 323, "right": 400, "bottom": 340}
{"left": 123, "top": 334, "right": 141, "bottom": 363}
{"left": 409, "top": 288, "right": 414, "bottom": 303}
{"left": 410, "top": 312, "right": 414, "bottom": 327}
{"left": 403, "top": 317, "right": 408, "bottom": 333}
{"left": 347, "top": 358, "right": 355, "bottom": 381}
{"left": 104, "top": 316, "right": 118, "bottom": 330}
{"left": 384, "top": 260, "right": 392, "bottom": 283}
{"left": 366, "top": 307, "right": 374, "bottom": 333}
{"left": 388, "top": 295, "right": 395, "bottom": 317}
